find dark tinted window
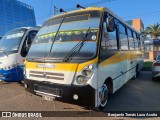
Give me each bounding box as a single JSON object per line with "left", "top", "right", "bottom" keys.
{"left": 21, "top": 30, "right": 38, "bottom": 57}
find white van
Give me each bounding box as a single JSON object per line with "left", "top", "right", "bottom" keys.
{"left": 0, "top": 27, "right": 39, "bottom": 82}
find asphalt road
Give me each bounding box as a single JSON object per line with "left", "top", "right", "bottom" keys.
{"left": 105, "top": 71, "right": 160, "bottom": 111}
{"left": 0, "top": 71, "right": 160, "bottom": 119}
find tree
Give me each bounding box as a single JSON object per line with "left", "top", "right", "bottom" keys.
{"left": 142, "top": 23, "right": 160, "bottom": 39}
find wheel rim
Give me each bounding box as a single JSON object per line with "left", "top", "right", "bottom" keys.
{"left": 99, "top": 84, "right": 108, "bottom": 107}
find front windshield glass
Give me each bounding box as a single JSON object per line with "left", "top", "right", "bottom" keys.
{"left": 27, "top": 11, "right": 101, "bottom": 62}
{"left": 0, "top": 28, "right": 27, "bottom": 52}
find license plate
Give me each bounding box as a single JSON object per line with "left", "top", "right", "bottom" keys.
{"left": 42, "top": 95, "right": 55, "bottom": 101}
{"left": 35, "top": 85, "right": 62, "bottom": 96}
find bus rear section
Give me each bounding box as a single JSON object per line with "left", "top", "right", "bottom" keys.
{"left": 24, "top": 7, "right": 144, "bottom": 109}
{"left": 0, "top": 27, "right": 38, "bottom": 82}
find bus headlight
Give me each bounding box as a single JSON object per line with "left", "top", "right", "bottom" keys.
{"left": 76, "top": 75, "right": 87, "bottom": 84}
{"left": 76, "top": 64, "right": 96, "bottom": 85}
{"left": 82, "top": 64, "right": 94, "bottom": 78}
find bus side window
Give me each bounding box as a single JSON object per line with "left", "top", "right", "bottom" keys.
{"left": 127, "top": 29, "right": 134, "bottom": 50}
{"left": 101, "top": 19, "right": 117, "bottom": 50}
{"left": 137, "top": 34, "right": 141, "bottom": 50}
{"left": 119, "top": 23, "right": 128, "bottom": 50}
{"left": 21, "top": 30, "right": 37, "bottom": 57}
{"left": 133, "top": 32, "right": 139, "bottom": 50}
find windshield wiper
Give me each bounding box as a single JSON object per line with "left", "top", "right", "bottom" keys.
{"left": 63, "top": 27, "right": 90, "bottom": 62}
{"left": 0, "top": 49, "right": 8, "bottom": 57}
{"left": 48, "top": 16, "right": 65, "bottom": 58}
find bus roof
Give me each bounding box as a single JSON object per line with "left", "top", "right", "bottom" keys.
{"left": 13, "top": 27, "right": 32, "bottom": 30}
{"left": 104, "top": 7, "right": 140, "bottom": 34}
{"left": 49, "top": 7, "right": 104, "bottom": 19}
{"left": 8, "top": 27, "right": 40, "bottom": 32}
{"left": 48, "top": 6, "right": 140, "bottom": 34}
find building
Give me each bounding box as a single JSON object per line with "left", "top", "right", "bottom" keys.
{"left": 126, "top": 18, "right": 144, "bottom": 32}
{"left": 0, "top": 0, "right": 36, "bottom": 36}
{"left": 144, "top": 39, "right": 160, "bottom": 60}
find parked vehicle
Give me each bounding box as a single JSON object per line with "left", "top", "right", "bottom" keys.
{"left": 152, "top": 54, "right": 160, "bottom": 81}
{"left": 0, "top": 27, "right": 39, "bottom": 82}
{"left": 24, "top": 6, "right": 144, "bottom": 109}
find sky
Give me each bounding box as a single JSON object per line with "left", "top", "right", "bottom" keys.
{"left": 19, "top": 0, "right": 160, "bottom": 28}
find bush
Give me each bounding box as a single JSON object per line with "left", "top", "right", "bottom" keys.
{"left": 142, "top": 61, "right": 153, "bottom": 71}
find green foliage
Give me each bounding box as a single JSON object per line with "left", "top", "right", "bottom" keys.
{"left": 142, "top": 61, "right": 153, "bottom": 71}
{"left": 142, "top": 23, "right": 160, "bottom": 39}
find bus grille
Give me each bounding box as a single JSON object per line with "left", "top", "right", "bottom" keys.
{"left": 34, "top": 84, "right": 62, "bottom": 97}
{"left": 29, "top": 71, "right": 64, "bottom": 80}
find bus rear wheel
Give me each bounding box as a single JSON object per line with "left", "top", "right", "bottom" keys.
{"left": 99, "top": 84, "right": 108, "bottom": 110}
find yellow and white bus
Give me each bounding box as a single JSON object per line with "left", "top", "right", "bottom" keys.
{"left": 24, "top": 6, "right": 144, "bottom": 109}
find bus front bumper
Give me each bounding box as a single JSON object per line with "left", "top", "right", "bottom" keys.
{"left": 0, "top": 67, "right": 23, "bottom": 82}
{"left": 24, "top": 79, "right": 96, "bottom": 107}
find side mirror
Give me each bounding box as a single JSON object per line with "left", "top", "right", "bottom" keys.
{"left": 106, "top": 17, "right": 115, "bottom": 32}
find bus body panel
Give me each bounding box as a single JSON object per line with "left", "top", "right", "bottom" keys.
{"left": 98, "top": 51, "right": 144, "bottom": 93}
{"left": 0, "top": 53, "right": 23, "bottom": 81}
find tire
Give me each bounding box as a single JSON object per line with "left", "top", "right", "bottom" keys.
{"left": 18, "top": 80, "right": 24, "bottom": 84}
{"left": 99, "top": 84, "right": 108, "bottom": 110}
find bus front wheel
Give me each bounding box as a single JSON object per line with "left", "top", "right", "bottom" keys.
{"left": 99, "top": 84, "right": 108, "bottom": 110}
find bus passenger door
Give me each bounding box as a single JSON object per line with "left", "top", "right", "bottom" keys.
{"left": 17, "top": 30, "right": 38, "bottom": 80}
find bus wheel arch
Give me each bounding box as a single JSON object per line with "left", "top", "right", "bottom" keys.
{"left": 105, "top": 77, "right": 113, "bottom": 94}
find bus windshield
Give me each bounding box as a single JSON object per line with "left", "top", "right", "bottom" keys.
{"left": 0, "top": 28, "right": 27, "bottom": 53}
{"left": 27, "top": 11, "right": 101, "bottom": 62}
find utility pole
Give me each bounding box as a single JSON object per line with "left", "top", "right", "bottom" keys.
{"left": 54, "top": 6, "right": 58, "bottom": 15}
